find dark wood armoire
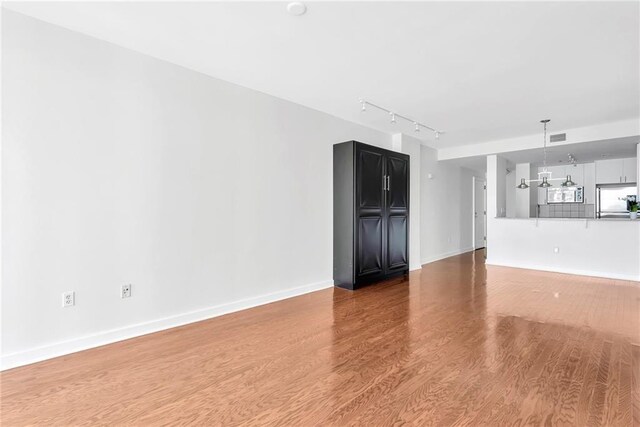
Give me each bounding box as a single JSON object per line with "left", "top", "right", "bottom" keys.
{"left": 333, "top": 141, "right": 410, "bottom": 290}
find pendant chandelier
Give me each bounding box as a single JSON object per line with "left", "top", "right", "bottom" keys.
{"left": 516, "top": 119, "right": 577, "bottom": 189}
{"left": 537, "top": 119, "right": 552, "bottom": 188}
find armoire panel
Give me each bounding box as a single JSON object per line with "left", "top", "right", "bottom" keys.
{"left": 333, "top": 141, "right": 355, "bottom": 287}
{"left": 357, "top": 149, "right": 384, "bottom": 209}
{"left": 357, "top": 216, "right": 383, "bottom": 276}
{"left": 387, "top": 155, "right": 409, "bottom": 210}
{"left": 387, "top": 215, "right": 408, "bottom": 270}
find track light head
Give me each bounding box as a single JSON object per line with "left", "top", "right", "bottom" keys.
{"left": 357, "top": 99, "right": 438, "bottom": 137}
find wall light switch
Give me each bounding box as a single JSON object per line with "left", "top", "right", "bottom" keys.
{"left": 553, "top": 247, "right": 560, "bottom": 253}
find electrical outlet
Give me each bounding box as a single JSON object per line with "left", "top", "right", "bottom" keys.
{"left": 121, "top": 284, "right": 132, "bottom": 299}
{"left": 62, "top": 291, "right": 75, "bottom": 307}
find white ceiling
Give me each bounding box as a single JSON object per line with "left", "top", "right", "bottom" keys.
{"left": 446, "top": 136, "right": 640, "bottom": 174}
{"left": 4, "top": 1, "right": 640, "bottom": 148}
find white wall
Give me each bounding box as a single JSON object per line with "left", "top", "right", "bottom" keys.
{"left": 505, "top": 169, "right": 516, "bottom": 218}
{"left": 439, "top": 118, "right": 640, "bottom": 161}
{"left": 1, "top": 11, "right": 405, "bottom": 369}
{"left": 495, "top": 156, "right": 508, "bottom": 217}
{"left": 487, "top": 155, "right": 640, "bottom": 281}
{"left": 515, "top": 163, "right": 531, "bottom": 218}
{"left": 393, "top": 134, "right": 422, "bottom": 270}
{"left": 420, "top": 146, "right": 476, "bottom": 264}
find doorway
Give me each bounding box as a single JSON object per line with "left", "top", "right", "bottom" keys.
{"left": 473, "top": 177, "right": 486, "bottom": 252}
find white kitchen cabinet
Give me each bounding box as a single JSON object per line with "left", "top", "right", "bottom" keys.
{"left": 545, "top": 165, "right": 564, "bottom": 181}
{"left": 537, "top": 164, "right": 584, "bottom": 186}
{"left": 535, "top": 166, "right": 557, "bottom": 204}
{"left": 595, "top": 157, "right": 637, "bottom": 184}
{"left": 536, "top": 163, "right": 593, "bottom": 205}
{"left": 535, "top": 165, "right": 566, "bottom": 205}
{"left": 538, "top": 187, "right": 547, "bottom": 205}
{"left": 565, "top": 163, "right": 584, "bottom": 186}
{"left": 582, "top": 162, "right": 595, "bottom": 205}
{"left": 623, "top": 157, "right": 637, "bottom": 183}
{"left": 595, "top": 159, "right": 624, "bottom": 184}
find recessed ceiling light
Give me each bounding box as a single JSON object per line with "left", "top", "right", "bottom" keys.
{"left": 287, "top": 2, "right": 307, "bottom": 16}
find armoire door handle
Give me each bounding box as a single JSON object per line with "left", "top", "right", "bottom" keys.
{"left": 382, "top": 175, "right": 387, "bottom": 191}
{"left": 387, "top": 176, "right": 390, "bottom": 191}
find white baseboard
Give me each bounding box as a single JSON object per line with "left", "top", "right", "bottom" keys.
{"left": 421, "top": 246, "right": 475, "bottom": 266}
{"left": 1, "top": 279, "right": 333, "bottom": 371}
{"left": 486, "top": 259, "right": 640, "bottom": 283}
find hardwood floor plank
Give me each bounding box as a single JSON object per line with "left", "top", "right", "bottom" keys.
{"left": 588, "top": 340, "right": 613, "bottom": 426}
{"left": 1, "top": 251, "right": 638, "bottom": 426}
{"left": 618, "top": 341, "right": 633, "bottom": 427}
{"left": 553, "top": 330, "right": 599, "bottom": 426}
{"left": 632, "top": 344, "right": 640, "bottom": 426}
{"left": 602, "top": 339, "right": 623, "bottom": 426}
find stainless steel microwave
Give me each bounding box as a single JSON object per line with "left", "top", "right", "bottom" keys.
{"left": 547, "top": 186, "right": 584, "bottom": 203}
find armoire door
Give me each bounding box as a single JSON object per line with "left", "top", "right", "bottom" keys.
{"left": 355, "top": 146, "right": 385, "bottom": 279}
{"left": 385, "top": 154, "right": 409, "bottom": 272}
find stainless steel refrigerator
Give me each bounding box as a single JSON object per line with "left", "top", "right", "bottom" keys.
{"left": 596, "top": 184, "right": 637, "bottom": 218}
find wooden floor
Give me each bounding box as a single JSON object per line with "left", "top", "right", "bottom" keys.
{"left": 2, "top": 251, "right": 639, "bottom": 426}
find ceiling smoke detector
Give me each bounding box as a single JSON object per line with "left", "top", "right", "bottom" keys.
{"left": 287, "top": 2, "right": 307, "bottom": 16}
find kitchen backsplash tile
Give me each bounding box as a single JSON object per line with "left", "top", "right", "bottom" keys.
{"left": 538, "top": 203, "right": 594, "bottom": 218}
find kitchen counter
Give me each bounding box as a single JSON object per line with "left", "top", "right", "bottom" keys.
{"left": 494, "top": 217, "right": 640, "bottom": 222}
{"left": 489, "top": 215, "right": 640, "bottom": 282}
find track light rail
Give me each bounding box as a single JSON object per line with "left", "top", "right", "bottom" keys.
{"left": 359, "top": 98, "right": 442, "bottom": 138}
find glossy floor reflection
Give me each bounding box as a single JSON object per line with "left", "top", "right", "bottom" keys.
{"left": 2, "top": 251, "right": 639, "bottom": 425}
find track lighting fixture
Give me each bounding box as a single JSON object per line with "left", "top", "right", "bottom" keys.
{"left": 357, "top": 99, "right": 442, "bottom": 139}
